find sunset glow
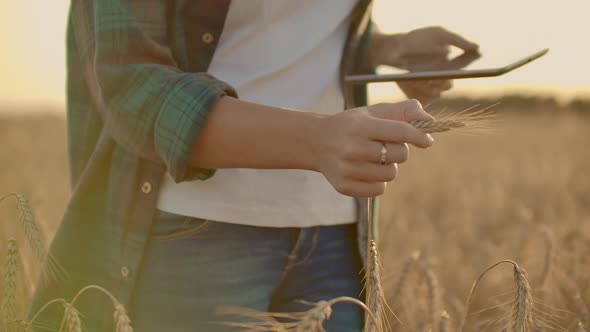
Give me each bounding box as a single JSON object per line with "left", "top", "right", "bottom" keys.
{"left": 0, "top": 0, "right": 588, "bottom": 109}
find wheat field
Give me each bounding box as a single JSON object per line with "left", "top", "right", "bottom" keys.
{"left": 0, "top": 100, "right": 589, "bottom": 331}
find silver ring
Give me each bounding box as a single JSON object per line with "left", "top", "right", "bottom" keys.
{"left": 379, "top": 143, "right": 387, "bottom": 165}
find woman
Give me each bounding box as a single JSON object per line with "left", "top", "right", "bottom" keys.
{"left": 31, "top": 0, "right": 478, "bottom": 331}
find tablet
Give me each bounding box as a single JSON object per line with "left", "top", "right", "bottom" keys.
{"left": 344, "top": 48, "right": 549, "bottom": 84}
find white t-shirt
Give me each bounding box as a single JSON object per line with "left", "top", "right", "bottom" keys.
{"left": 156, "top": 0, "right": 359, "bottom": 227}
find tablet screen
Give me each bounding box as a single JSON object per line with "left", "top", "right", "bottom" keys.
{"left": 379, "top": 48, "right": 548, "bottom": 75}
{"left": 346, "top": 48, "right": 549, "bottom": 83}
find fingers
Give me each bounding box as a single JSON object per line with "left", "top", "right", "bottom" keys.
{"left": 348, "top": 141, "right": 409, "bottom": 165}
{"left": 334, "top": 180, "right": 387, "bottom": 198}
{"left": 368, "top": 100, "right": 434, "bottom": 148}
{"left": 339, "top": 160, "right": 399, "bottom": 182}
{"left": 371, "top": 99, "right": 433, "bottom": 122}
{"left": 369, "top": 119, "right": 433, "bottom": 149}
{"left": 436, "top": 27, "right": 479, "bottom": 52}
{"left": 398, "top": 80, "right": 452, "bottom": 105}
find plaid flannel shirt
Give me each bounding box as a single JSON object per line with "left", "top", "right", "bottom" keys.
{"left": 31, "top": 0, "right": 374, "bottom": 329}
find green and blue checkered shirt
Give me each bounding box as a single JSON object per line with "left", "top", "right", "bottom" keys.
{"left": 31, "top": 0, "right": 374, "bottom": 329}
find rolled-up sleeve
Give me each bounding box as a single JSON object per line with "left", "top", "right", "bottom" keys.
{"left": 70, "top": 0, "right": 236, "bottom": 183}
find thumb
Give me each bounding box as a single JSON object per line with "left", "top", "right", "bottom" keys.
{"left": 387, "top": 99, "right": 434, "bottom": 122}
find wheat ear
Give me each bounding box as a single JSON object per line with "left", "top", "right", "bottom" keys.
{"left": 0, "top": 193, "right": 66, "bottom": 284}
{"left": 364, "top": 240, "right": 391, "bottom": 332}
{"left": 420, "top": 263, "right": 442, "bottom": 332}
{"left": 64, "top": 304, "right": 82, "bottom": 332}
{"left": 27, "top": 285, "right": 134, "bottom": 332}
{"left": 574, "top": 292, "right": 590, "bottom": 332}
{"left": 114, "top": 303, "right": 134, "bottom": 332}
{"left": 508, "top": 262, "right": 534, "bottom": 332}
{"left": 439, "top": 310, "right": 451, "bottom": 332}
{"left": 60, "top": 303, "right": 82, "bottom": 332}
{"left": 217, "top": 296, "right": 377, "bottom": 332}
{"left": 294, "top": 300, "right": 333, "bottom": 332}
{"left": 0, "top": 194, "right": 45, "bottom": 260}
{"left": 388, "top": 250, "right": 421, "bottom": 304}
{"left": 1, "top": 239, "right": 18, "bottom": 330}
{"left": 535, "top": 225, "right": 554, "bottom": 288}
{"left": 459, "top": 260, "right": 533, "bottom": 332}
{"left": 13, "top": 194, "right": 44, "bottom": 260}
{"left": 409, "top": 104, "right": 498, "bottom": 134}
{"left": 578, "top": 321, "right": 588, "bottom": 332}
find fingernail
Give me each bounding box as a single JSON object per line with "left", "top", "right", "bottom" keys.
{"left": 427, "top": 133, "right": 435, "bottom": 145}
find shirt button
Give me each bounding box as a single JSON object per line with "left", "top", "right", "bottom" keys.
{"left": 121, "top": 266, "right": 130, "bottom": 278}
{"left": 201, "top": 32, "right": 214, "bottom": 44}
{"left": 141, "top": 181, "right": 152, "bottom": 194}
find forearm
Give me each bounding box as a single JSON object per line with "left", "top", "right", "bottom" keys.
{"left": 190, "top": 96, "right": 324, "bottom": 171}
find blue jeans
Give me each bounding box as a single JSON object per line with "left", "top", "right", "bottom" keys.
{"left": 130, "top": 210, "right": 365, "bottom": 331}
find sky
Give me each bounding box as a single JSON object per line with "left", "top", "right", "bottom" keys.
{"left": 0, "top": 0, "right": 588, "bottom": 109}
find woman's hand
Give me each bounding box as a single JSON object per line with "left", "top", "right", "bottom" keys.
{"left": 369, "top": 26, "right": 479, "bottom": 104}
{"left": 312, "top": 99, "right": 434, "bottom": 197}
{"left": 396, "top": 79, "right": 453, "bottom": 106}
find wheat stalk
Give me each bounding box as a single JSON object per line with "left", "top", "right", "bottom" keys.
{"left": 114, "top": 303, "right": 134, "bottom": 332}
{"left": 217, "top": 296, "right": 377, "bottom": 332}
{"left": 420, "top": 262, "right": 442, "bottom": 332}
{"left": 364, "top": 240, "right": 391, "bottom": 332}
{"left": 26, "top": 285, "right": 135, "bottom": 332}
{"left": 551, "top": 267, "right": 590, "bottom": 332}
{"left": 69, "top": 285, "right": 135, "bottom": 332}
{"left": 537, "top": 226, "right": 554, "bottom": 288}
{"left": 0, "top": 193, "right": 47, "bottom": 261}
{"left": 60, "top": 303, "right": 82, "bottom": 332}
{"left": 574, "top": 292, "right": 590, "bottom": 332}
{"left": 439, "top": 310, "right": 451, "bottom": 332}
{"left": 0, "top": 193, "right": 66, "bottom": 284}
{"left": 294, "top": 300, "right": 333, "bottom": 332}
{"left": 459, "top": 260, "right": 533, "bottom": 332}
{"left": 1, "top": 239, "right": 18, "bottom": 330}
{"left": 388, "top": 250, "right": 421, "bottom": 304}
{"left": 410, "top": 104, "right": 498, "bottom": 134}
{"left": 508, "top": 263, "right": 534, "bottom": 332}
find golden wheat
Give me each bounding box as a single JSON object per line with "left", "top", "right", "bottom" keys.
{"left": 24, "top": 285, "right": 135, "bottom": 332}
{"left": 575, "top": 292, "right": 590, "bottom": 332}
{"left": 0, "top": 193, "right": 65, "bottom": 285}
{"left": 13, "top": 194, "right": 44, "bottom": 261}
{"left": 387, "top": 250, "right": 421, "bottom": 305}
{"left": 538, "top": 226, "right": 554, "bottom": 288}
{"left": 217, "top": 296, "right": 377, "bottom": 332}
{"left": 61, "top": 303, "right": 82, "bottom": 332}
{"left": 409, "top": 104, "right": 498, "bottom": 134}
{"left": 1, "top": 239, "right": 18, "bottom": 330}
{"left": 439, "top": 310, "right": 451, "bottom": 332}
{"left": 460, "top": 260, "right": 533, "bottom": 332}
{"left": 508, "top": 263, "right": 533, "bottom": 332}
{"left": 114, "top": 303, "right": 134, "bottom": 332}
{"left": 364, "top": 240, "right": 388, "bottom": 332}
{"left": 420, "top": 263, "right": 441, "bottom": 332}
{"left": 4, "top": 108, "right": 589, "bottom": 332}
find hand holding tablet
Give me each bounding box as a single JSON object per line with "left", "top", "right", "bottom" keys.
{"left": 345, "top": 48, "right": 549, "bottom": 84}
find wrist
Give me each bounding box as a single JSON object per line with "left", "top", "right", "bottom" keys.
{"left": 300, "top": 111, "right": 329, "bottom": 173}
{"left": 368, "top": 32, "right": 405, "bottom": 68}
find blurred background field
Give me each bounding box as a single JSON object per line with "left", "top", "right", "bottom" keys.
{"left": 1, "top": 97, "right": 589, "bottom": 330}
